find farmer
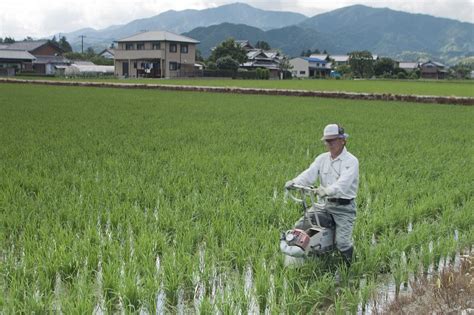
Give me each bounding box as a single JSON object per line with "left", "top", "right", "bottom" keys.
{"left": 285, "top": 124, "right": 359, "bottom": 266}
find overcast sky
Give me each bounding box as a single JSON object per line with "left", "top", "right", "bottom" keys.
{"left": 1, "top": 0, "right": 473, "bottom": 39}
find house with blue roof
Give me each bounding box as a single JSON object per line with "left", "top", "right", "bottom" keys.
{"left": 289, "top": 57, "right": 332, "bottom": 78}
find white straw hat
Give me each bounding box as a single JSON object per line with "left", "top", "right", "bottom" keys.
{"left": 321, "top": 124, "right": 349, "bottom": 140}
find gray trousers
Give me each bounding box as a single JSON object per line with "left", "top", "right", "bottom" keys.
{"left": 294, "top": 200, "right": 356, "bottom": 252}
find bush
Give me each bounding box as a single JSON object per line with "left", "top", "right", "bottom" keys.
{"left": 397, "top": 72, "right": 407, "bottom": 79}
{"left": 216, "top": 56, "right": 239, "bottom": 72}
{"left": 206, "top": 62, "right": 217, "bottom": 70}
{"left": 255, "top": 68, "right": 270, "bottom": 80}
{"left": 409, "top": 71, "right": 419, "bottom": 80}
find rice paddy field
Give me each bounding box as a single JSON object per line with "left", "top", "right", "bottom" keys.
{"left": 1, "top": 83, "right": 473, "bottom": 313}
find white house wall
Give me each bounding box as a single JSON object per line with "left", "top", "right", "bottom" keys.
{"left": 289, "top": 58, "right": 309, "bottom": 78}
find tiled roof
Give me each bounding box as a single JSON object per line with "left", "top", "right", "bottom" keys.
{"left": 117, "top": 31, "right": 199, "bottom": 44}
{"left": 0, "top": 49, "right": 36, "bottom": 60}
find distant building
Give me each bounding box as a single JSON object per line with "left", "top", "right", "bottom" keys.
{"left": 0, "top": 40, "right": 69, "bottom": 75}
{"left": 114, "top": 31, "right": 200, "bottom": 78}
{"left": 241, "top": 49, "right": 283, "bottom": 78}
{"left": 331, "top": 55, "right": 350, "bottom": 66}
{"left": 309, "top": 54, "right": 329, "bottom": 61}
{"left": 98, "top": 48, "right": 115, "bottom": 59}
{"left": 0, "top": 49, "right": 36, "bottom": 76}
{"left": 420, "top": 60, "right": 447, "bottom": 79}
{"left": 235, "top": 40, "right": 254, "bottom": 51}
{"left": 289, "top": 57, "right": 331, "bottom": 78}
{"left": 398, "top": 62, "right": 420, "bottom": 72}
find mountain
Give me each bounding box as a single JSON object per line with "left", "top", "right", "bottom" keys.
{"left": 57, "top": 3, "right": 307, "bottom": 52}
{"left": 184, "top": 5, "right": 474, "bottom": 64}
{"left": 183, "top": 23, "right": 341, "bottom": 58}
{"left": 55, "top": 3, "right": 473, "bottom": 64}
{"left": 298, "top": 5, "right": 474, "bottom": 62}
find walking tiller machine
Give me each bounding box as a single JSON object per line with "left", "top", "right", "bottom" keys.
{"left": 280, "top": 184, "right": 336, "bottom": 264}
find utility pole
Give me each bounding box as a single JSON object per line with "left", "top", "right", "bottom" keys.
{"left": 79, "top": 35, "right": 86, "bottom": 53}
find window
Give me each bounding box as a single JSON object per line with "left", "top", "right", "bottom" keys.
{"left": 133, "top": 62, "right": 137, "bottom": 69}
{"left": 137, "top": 43, "right": 145, "bottom": 50}
{"left": 180, "top": 44, "right": 188, "bottom": 53}
{"left": 152, "top": 42, "right": 161, "bottom": 50}
{"left": 125, "top": 43, "right": 134, "bottom": 50}
{"left": 169, "top": 43, "right": 177, "bottom": 53}
{"left": 169, "top": 62, "right": 179, "bottom": 70}
{"left": 300, "top": 71, "right": 306, "bottom": 75}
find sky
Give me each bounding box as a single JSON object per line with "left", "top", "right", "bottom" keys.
{"left": 1, "top": 0, "right": 473, "bottom": 39}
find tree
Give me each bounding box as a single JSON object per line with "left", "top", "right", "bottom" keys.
{"left": 209, "top": 38, "right": 247, "bottom": 64}
{"left": 51, "top": 35, "right": 57, "bottom": 43}
{"left": 195, "top": 49, "right": 204, "bottom": 62}
{"left": 255, "top": 41, "right": 271, "bottom": 50}
{"left": 23, "top": 36, "right": 34, "bottom": 41}
{"left": 86, "top": 47, "right": 96, "bottom": 57}
{"left": 278, "top": 55, "right": 293, "bottom": 79}
{"left": 4, "top": 37, "right": 15, "bottom": 43}
{"left": 58, "top": 36, "right": 72, "bottom": 52}
{"left": 348, "top": 50, "right": 374, "bottom": 78}
{"left": 374, "top": 57, "right": 395, "bottom": 77}
{"left": 0, "top": 38, "right": 3, "bottom": 43}
{"left": 216, "top": 56, "right": 240, "bottom": 71}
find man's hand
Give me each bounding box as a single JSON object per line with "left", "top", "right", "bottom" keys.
{"left": 284, "top": 180, "right": 295, "bottom": 189}
{"left": 315, "top": 186, "right": 328, "bottom": 197}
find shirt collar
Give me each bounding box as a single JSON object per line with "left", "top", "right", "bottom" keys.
{"left": 330, "top": 147, "right": 348, "bottom": 161}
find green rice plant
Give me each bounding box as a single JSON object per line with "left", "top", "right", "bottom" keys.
{"left": 0, "top": 83, "right": 472, "bottom": 312}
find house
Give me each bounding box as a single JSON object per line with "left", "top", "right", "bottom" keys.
{"left": 0, "top": 40, "right": 69, "bottom": 75}
{"left": 235, "top": 40, "right": 254, "bottom": 51}
{"left": 98, "top": 48, "right": 115, "bottom": 59}
{"left": 420, "top": 60, "right": 447, "bottom": 79}
{"left": 241, "top": 49, "right": 283, "bottom": 78}
{"left": 398, "top": 62, "right": 420, "bottom": 72}
{"left": 309, "top": 54, "right": 329, "bottom": 61}
{"left": 0, "top": 49, "right": 36, "bottom": 76}
{"left": 289, "top": 57, "right": 332, "bottom": 78}
{"left": 114, "top": 31, "right": 200, "bottom": 78}
{"left": 331, "top": 55, "right": 350, "bottom": 66}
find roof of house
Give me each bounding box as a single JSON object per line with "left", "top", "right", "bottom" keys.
{"left": 34, "top": 55, "right": 70, "bottom": 64}
{"left": 399, "top": 62, "right": 419, "bottom": 69}
{"left": 421, "top": 60, "right": 446, "bottom": 68}
{"left": 309, "top": 54, "right": 328, "bottom": 60}
{"left": 332, "top": 55, "right": 350, "bottom": 62}
{"left": 304, "top": 57, "right": 328, "bottom": 64}
{"left": 1, "top": 40, "right": 62, "bottom": 52}
{"left": 235, "top": 40, "right": 253, "bottom": 49}
{"left": 0, "top": 49, "right": 36, "bottom": 61}
{"left": 117, "top": 31, "right": 199, "bottom": 44}
{"left": 99, "top": 48, "right": 115, "bottom": 56}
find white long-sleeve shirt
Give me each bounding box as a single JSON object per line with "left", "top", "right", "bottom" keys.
{"left": 293, "top": 147, "right": 359, "bottom": 199}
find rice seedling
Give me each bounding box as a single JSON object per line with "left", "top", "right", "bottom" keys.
{"left": 0, "top": 83, "right": 472, "bottom": 312}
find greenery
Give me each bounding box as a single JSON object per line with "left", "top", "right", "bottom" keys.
{"left": 373, "top": 58, "right": 396, "bottom": 77}
{"left": 349, "top": 51, "right": 374, "bottom": 78}
{"left": 63, "top": 51, "right": 114, "bottom": 66}
{"left": 1, "top": 36, "right": 15, "bottom": 43}
{"left": 216, "top": 56, "right": 240, "bottom": 71}
{"left": 209, "top": 38, "right": 247, "bottom": 64}
{"left": 255, "top": 68, "right": 270, "bottom": 80}
{"left": 1, "top": 83, "right": 472, "bottom": 313}
{"left": 255, "top": 41, "right": 271, "bottom": 50}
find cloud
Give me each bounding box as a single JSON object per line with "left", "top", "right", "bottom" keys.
{"left": 0, "top": 0, "right": 472, "bottom": 39}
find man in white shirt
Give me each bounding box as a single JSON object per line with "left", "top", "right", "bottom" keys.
{"left": 285, "top": 123, "right": 359, "bottom": 266}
